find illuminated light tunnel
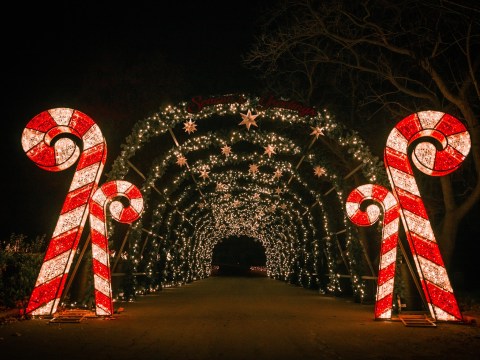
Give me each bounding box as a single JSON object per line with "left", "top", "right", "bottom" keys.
{"left": 105, "top": 93, "right": 387, "bottom": 302}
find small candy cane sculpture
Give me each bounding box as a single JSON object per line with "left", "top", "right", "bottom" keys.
{"left": 346, "top": 184, "right": 400, "bottom": 319}
{"left": 385, "top": 110, "right": 470, "bottom": 321}
{"left": 89, "top": 180, "right": 144, "bottom": 315}
{"left": 22, "top": 108, "right": 107, "bottom": 316}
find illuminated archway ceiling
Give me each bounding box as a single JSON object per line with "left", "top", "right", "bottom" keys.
{"left": 107, "top": 94, "right": 385, "bottom": 277}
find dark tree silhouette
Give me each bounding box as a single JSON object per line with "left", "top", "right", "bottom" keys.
{"left": 244, "top": 0, "right": 480, "bottom": 271}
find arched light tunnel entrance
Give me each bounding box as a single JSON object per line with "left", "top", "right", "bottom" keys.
{"left": 101, "top": 93, "right": 386, "bottom": 306}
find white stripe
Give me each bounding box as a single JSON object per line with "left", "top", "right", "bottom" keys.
{"left": 412, "top": 142, "right": 436, "bottom": 173}
{"left": 94, "top": 274, "right": 112, "bottom": 297}
{"left": 388, "top": 167, "right": 420, "bottom": 196}
{"left": 383, "top": 192, "right": 397, "bottom": 211}
{"left": 116, "top": 180, "right": 131, "bottom": 193}
{"left": 92, "top": 243, "right": 109, "bottom": 266}
{"left": 402, "top": 209, "right": 435, "bottom": 241}
{"left": 386, "top": 127, "right": 408, "bottom": 154}
{"left": 36, "top": 251, "right": 70, "bottom": 285}
{"left": 49, "top": 108, "right": 74, "bottom": 126}
{"left": 418, "top": 256, "right": 453, "bottom": 292}
{"left": 21, "top": 128, "right": 45, "bottom": 151}
{"left": 383, "top": 217, "right": 399, "bottom": 239}
{"left": 358, "top": 184, "right": 373, "bottom": 198}
{"left": 31, "top": 300, "right": 56, "bottom": 316}
{"left": 366, "top": 205, "right": 380, "bottom": 224}
{"left": 380, "top": 248, "right": 397, "bottom": 270}
{"left": 83, "top": 123, "right": 104, "bottom": 149}
{"left": 345, "top": 202, "right": 360, "bottom": 217}
{"left": 377, "top": 278, "right": 394, "bottom": 300}
{"left": 52, "top": 206, "right": 87, "bottom": 237}
{"left": 377, "top": 308, "right": 392, "bottom": 319}
{"left": 69, "top": 162, "right": 100, "bottom": 192}
{"left": 431, "top": 305, "right": 457, "bottom": 321}
{"left": 90, "top": 215, "right": 106, "bottom": 236}
{"left": 109, "top": 201, "right": 123, "bottom": 219}
{"left": 417, "top": 110, "right": 443, "bottom": 130}
{"left": 92, "top": 188, "right": 107, "bottom": 205}
{"left": 447, "top": 131, "right": 471, "bottom": 157}
{"left": 130, "top": 198, "right": 144, "bottom": 214}
{"left": 96, "top": 305, "right": 111, "bottom": 316}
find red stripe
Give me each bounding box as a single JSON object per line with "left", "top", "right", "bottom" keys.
{"left": 346, "top": 188, "right": 365, "bottom": 204}
{"left": 125, "top": 184, "right": 142, "bottom": 199}
{"left": 371, "top": 185, "right": 388, "bottom": 202}
{"left": 44, "top": 228, "right": 78, "bottom": 261}
{"left": 102, "top": 181, "right": 118, "bottom": 197}
{"left": 381, "top": 233, "right": 398, "bottom": 255}
{"left": 395, "top": 113, "right": 421, "bottom": 140}
{"left": 378, "top": 262, "right": 395, "bottom": 286}
{"left": 27, "top": 111, "right": 57, "bottom": 133}
{"left": 435, "top": 113, "right": 466, "bottom": 136}
{"left": 350, "top": 210, "right": 371, "bottom": 226}
{"left": 91, "top": 228, "right": 108, "bottom": 249}
{"left": 70, "top": 111, "right": 95, "bottom": 137}
{"left": 93, "top": 258, "right": 111, "bottom": 280}
{"left": 433, "top": 146, "right": 464, "bottom": 173}
{"left": 90, "top": 201, "right": 106, "bottom": 222}
{"left": 119, "top": 207, "right": 140, "bottom": 223}
{"left": 26, "top": 275, "right": 64, "bottom": 313}
{"left": 395, "top": 188, "right": 428, "bottom": 219}
{"left": 384, "top": 148, "right": 413, "bottom": 174}
{"left": 383, "top": 205, "right": 399, "bottom": 225}
{"left": 76, "top": 143, "right": 106, "bottom": 170}
{"left": 27, "top": 142, "right": 56, "bottom": 169}
{"left": 409, "top": 233, "right": 444, "bottom": 266}
{"left": 375, "top": 293, "right": 393, "bottom": 318}
{"left": 95, "top": 289, "right": 113, "bottom": 313}
{"left": 423, "top": 280, "right": 462, "bottom": 320}
{"left": 61, "top": 185, "right": 92, "bottom": 214}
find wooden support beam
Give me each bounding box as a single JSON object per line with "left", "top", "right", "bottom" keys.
{"left": 112, "top": 226, "right": 132, "bottom": 273}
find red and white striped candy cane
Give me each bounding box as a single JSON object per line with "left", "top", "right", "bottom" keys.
{"left": 385, "top": 110, "right": 470, "bottom": 321}
{"left": 89, "top": 180, "right": 144, "bottom": 316}
{"left": 22, "top": 108, "right": 107, "bottom": 316}
{"left": 346, "top": 184, "right": 400, "bottom": 319}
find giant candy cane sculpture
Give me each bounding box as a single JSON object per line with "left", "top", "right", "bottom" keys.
{"left": 89, "top": 180, "right": 144, "bottom": 315}
{"left": 346, "top": 184, "right": 400, "bottom": 319}
{"left": 22, "top": 108, "right": 107, "bottom": 316}
{"left": 22, "top": 108, "right": 144, "bottom": 316}
{"left": 384, "top": 110, "right": 470, "bottom": 321}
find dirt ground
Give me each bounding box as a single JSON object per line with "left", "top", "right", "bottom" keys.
{"left": 1, "top": 275, "right": 479, "bottom": 360}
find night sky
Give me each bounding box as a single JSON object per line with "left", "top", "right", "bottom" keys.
{"left": 2, "top": 1, "right": 270, "bottom": 240}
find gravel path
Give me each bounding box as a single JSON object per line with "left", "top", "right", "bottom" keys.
{"left": 1, "top": 275, "right": 479, "bottom": 359}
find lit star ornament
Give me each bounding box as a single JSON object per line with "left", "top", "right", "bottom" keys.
{"left": 275, "top": 187, "right": 282, "bottom": 195}
{"left": 310, "top": 126, "right": 324, "bottom": 139}
{"left": 249, "top": 163, "right": 259, "bottom": 174}
{"left": 199, "top": 168, "right": 210, "bottom": 180}
{"left": 313, "top": 166, "right": 326, "bottom": 177}
{"left": 273, "top": 169, "right": 282, "bottom": 179}
{"left": 239, "top": 109, "right": 259, "bottom": 131}
{"left": 221, "top": 145, "right": 232, "bottom": 156}
{"left": 264, "top": 144, "right": 276, "bottom": 158}
{"left": 183, "top": 119, "right": 197, "bottom": 134}
{"left": 176, "top": 155, "right": 187, "bottom": 167}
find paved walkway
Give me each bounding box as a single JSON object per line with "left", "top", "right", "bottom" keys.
{"left": 1, "top": 275, "right": 479, "bottom": 359}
